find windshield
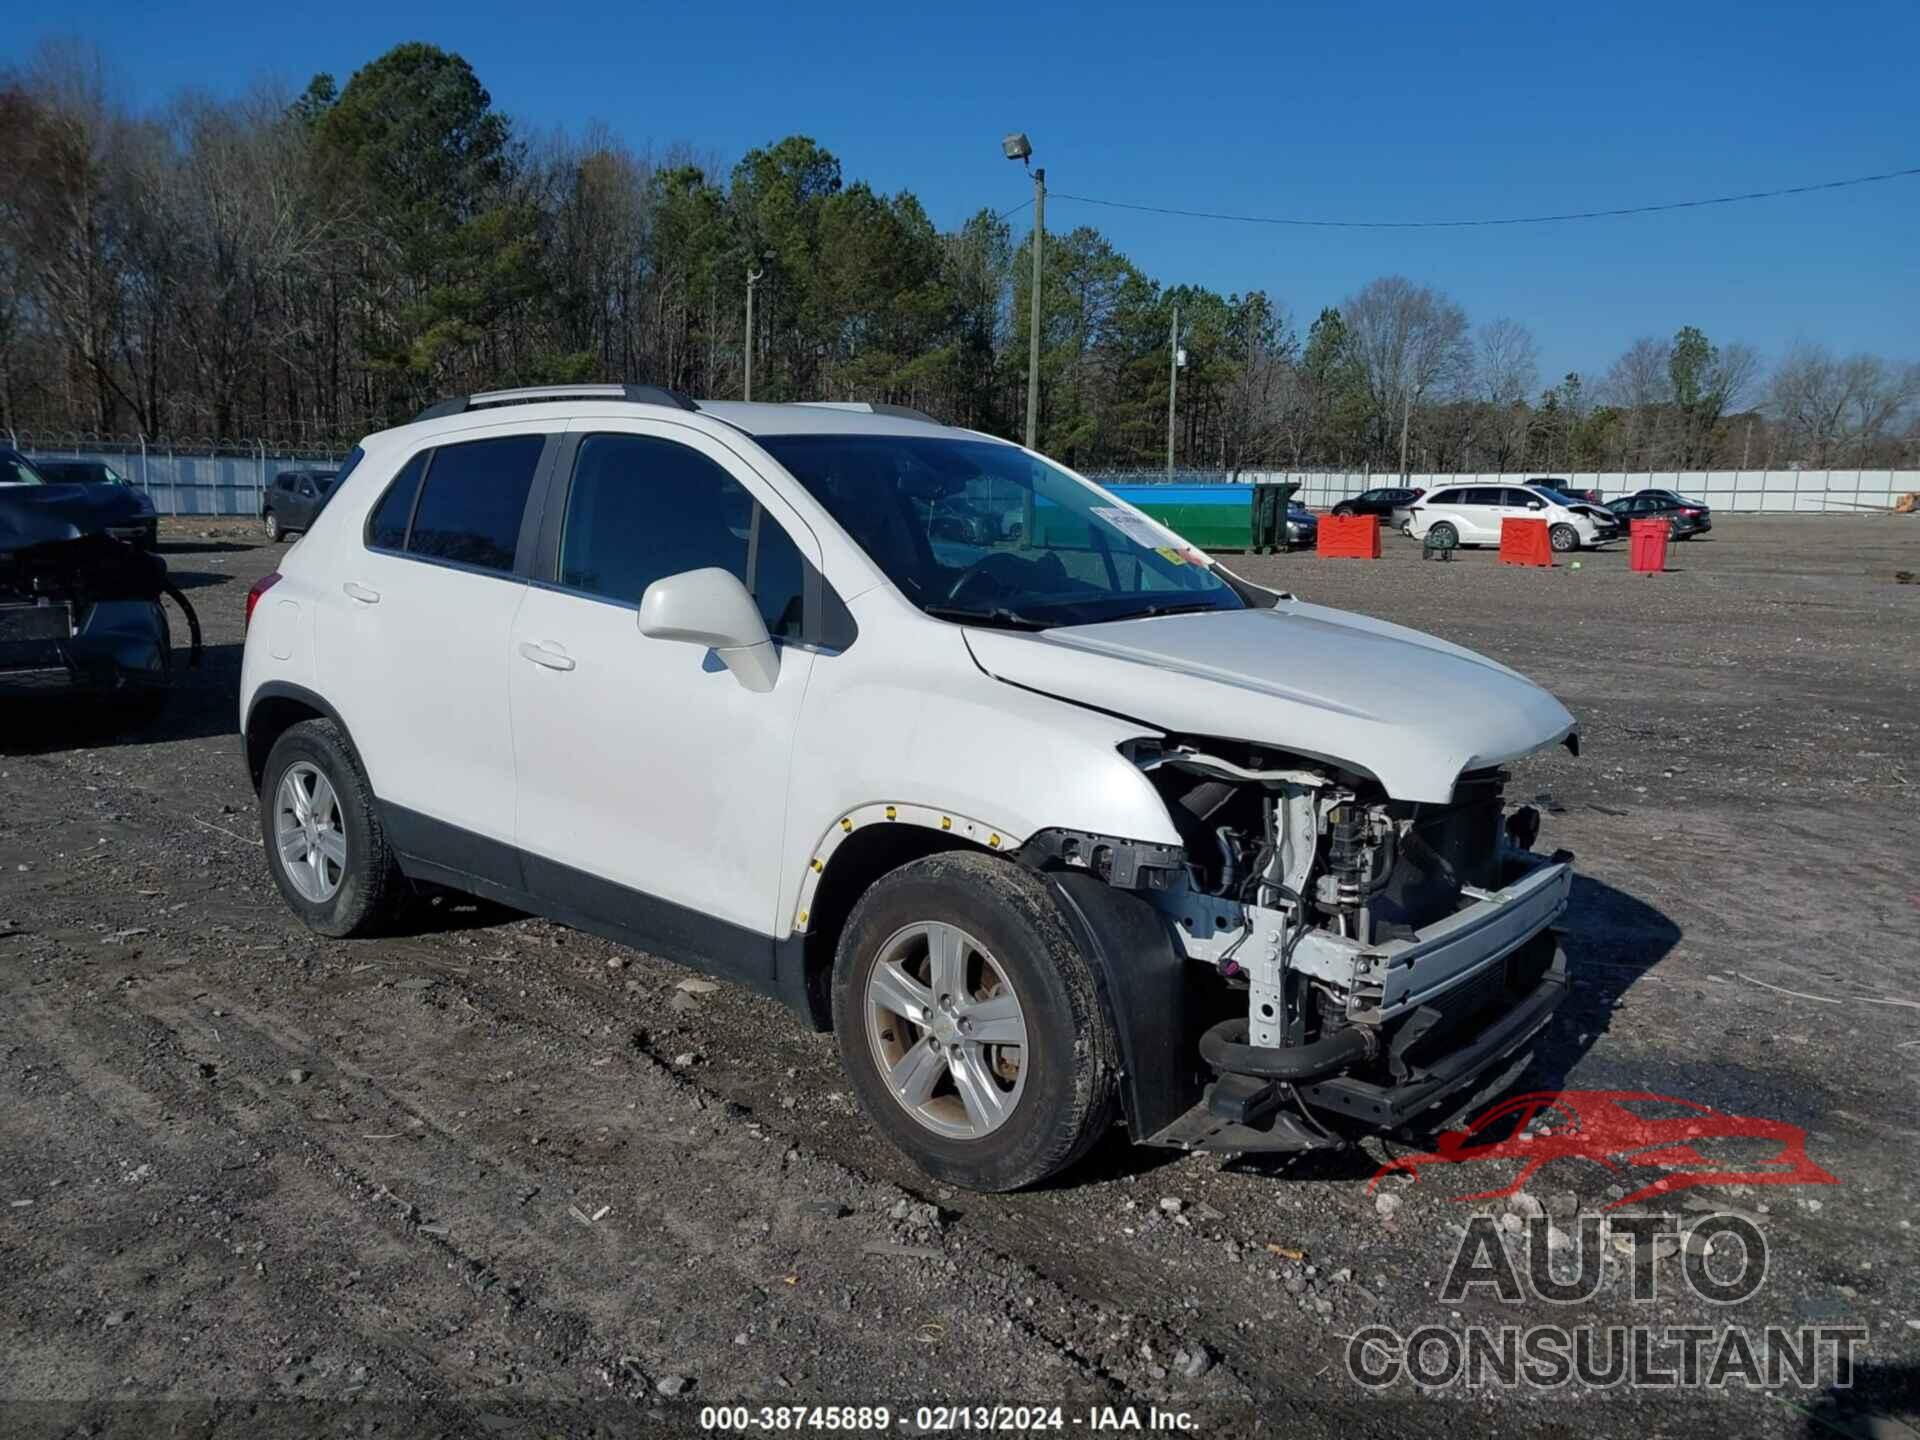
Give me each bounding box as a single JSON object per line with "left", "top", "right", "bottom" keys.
{"left": 1, "top": 452, "right": 46, "bottom": 487}
{"left": 1528, "top": 486, "right": 1580, "bottom": 506}
{"left": 758, "top": 434, "right": 1243, "bottom": 629}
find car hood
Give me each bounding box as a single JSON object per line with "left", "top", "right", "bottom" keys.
{"left": 4, "top": 483, "right": 153, "bottom": 532}
{"left": 963, "top": 602, "right": 1575, "bottom": 802}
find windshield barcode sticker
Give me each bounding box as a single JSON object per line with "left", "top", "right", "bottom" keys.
{"left": 1092, "top": 506, "right": 1171, "bottom": 549}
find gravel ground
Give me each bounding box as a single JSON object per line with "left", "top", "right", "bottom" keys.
{"left": 1, "top": 514, "right": 1916, "bottom": 1439}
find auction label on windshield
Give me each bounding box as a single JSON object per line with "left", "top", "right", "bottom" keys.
{"left": 1091, "top": 506, "right": 1170, "bottom": 549}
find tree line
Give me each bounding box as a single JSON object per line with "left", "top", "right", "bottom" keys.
{"left": 4, "top": 40, "right": 1916, "bottom": 471}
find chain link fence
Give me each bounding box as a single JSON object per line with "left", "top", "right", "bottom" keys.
{"left": 12, "top": 434, "right": 1915, "bottom": 518}
{"left": 12, "top": 433, "right": 350, "bottom": 518}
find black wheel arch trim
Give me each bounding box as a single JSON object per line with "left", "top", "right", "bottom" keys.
{"left": 1045, "top": 870, "right": 1210, "bottom": 1141}
{"left": 243, "top": 681, "right": 353, "bottom": 790}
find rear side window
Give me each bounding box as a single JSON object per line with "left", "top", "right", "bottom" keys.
{"left": 1425, "top": 489, "right": 1460, "bottom": 506}
{"left": 559, "top": 434, "right": 806, "bottom": 640}
{"left": 366, "top": 453, "right": 427, "bottom": 551}
{"left": 401, "top": 435, "right": 544, "bottom": 574}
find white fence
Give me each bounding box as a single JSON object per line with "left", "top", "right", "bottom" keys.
{"left": 1235, "top": 470, "right": 1917, "bottom": 514}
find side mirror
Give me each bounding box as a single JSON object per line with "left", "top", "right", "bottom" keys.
{"left": 1526, "top": 500, "right": 1545, "bottom": 510}
{"left": 637, "top": 567, "right": 779, "bottom": 692}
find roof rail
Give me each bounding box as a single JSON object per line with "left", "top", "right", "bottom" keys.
{"left": 793, "top": 401, "right": 942, "bottom": 426}
{"left": 413, "top": 384, "right": 698, "bottom": 423}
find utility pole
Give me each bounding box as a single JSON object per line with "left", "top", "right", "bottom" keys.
{"left": 1166, "top": 305, "right": 1180, "bottom": 479}
{"left": 744, "top": 262, "right": 765, "bottom": 402}
{"left": 1399, "top": 382, "right": 1420, "bottom": 480}
{"left": 1026, "top": 167, "right": 1045, "bottom": 451}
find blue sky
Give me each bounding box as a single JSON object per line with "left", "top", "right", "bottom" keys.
{"left": 11, "top": 0, "right": 1917, "bottom": 387}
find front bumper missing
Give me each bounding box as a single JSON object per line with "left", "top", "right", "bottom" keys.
{"left": 1144, "top": 935, "right": 1567, "bottom": 1152}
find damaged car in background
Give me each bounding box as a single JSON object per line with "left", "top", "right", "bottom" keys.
{"left": 2, "top": 482, "right": 200, "bottom": 725}
{"left": 239, "top": 388, "right": 1578, "bottom": 1192}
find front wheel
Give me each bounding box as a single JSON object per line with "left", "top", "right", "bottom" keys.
{"left": 1549, "top": 523, "right": 1580, "bottom": 553}
{"left": 263, "top": 509, "right": 283, "bottom": 542}
{"left": 1331, "top": 502, "right": 1354, "bottom": 517}
{"left": 831, "top": 852, "right": 1119, "bottom": 1191}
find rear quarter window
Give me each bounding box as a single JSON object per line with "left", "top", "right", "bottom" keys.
{"left": 365, "top": 453, "right": 427, "bottom": 552}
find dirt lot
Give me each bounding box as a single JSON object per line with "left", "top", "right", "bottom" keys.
{"left": 2, "top": 514, "right": 1917, "bottom": 1439}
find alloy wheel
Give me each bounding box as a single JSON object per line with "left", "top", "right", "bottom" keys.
{"left": 865, "top": 921, "right": 1028, "bottom": 1140}
{"left": 274, "top": 761, "right": 347, "bottom": 902}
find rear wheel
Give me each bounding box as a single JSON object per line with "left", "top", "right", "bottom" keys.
{"left": 831, "top": 852, "right": 1119, "bottom": 1191}
{"left": 259, "top": 718, "right": 399, "bottom": 938}
{"left": 1549, "top": 523, "right": 1580, "bottom": 553}
{"left": 1427, "top": 521, "right": 1458, "bottom": 548}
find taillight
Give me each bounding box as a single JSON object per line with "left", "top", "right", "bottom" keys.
{"left": 246, "top": 572, "right": 281, "bottom": 630}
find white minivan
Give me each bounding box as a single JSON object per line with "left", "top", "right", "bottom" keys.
{"left": 1407, "top": 483, "right": 1608, "bottom": 552}
{"left": 240, "top": 386, "right": 1580, "bottom": 1190}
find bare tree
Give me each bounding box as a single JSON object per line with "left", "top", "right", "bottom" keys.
{"left": 1599, "top": 337, "right": 1673, "bottom": 467}
{"left": 1474, "top": 318, "right": 1538, "bottom": 470}
{"left": 1768, "top": 342, "right": 1920, "bottom": 465}
{"left": 1342, "top": 276, "right": 1470, "bottom": 475}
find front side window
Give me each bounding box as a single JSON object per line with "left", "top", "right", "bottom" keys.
{"left": 406, "top": 434, "right": 544, "bottom": 573}
{"left": 757, "top": 434, "right": 1242, "bottom": 630}
{"left": 559, "top": 434, "right": 806, "bottom": 640}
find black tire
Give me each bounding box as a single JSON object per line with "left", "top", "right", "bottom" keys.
{"left": 263, "top": 509, "right": 283, "bottom": 542}
{"left": 1427, "top": 521, "right": 1458, "bottom": 548}
{"left": 1549, "top": 523, "right": 1580, "bottom": 553}
{"left": 1331, "top": 502, "right": 1355, "bottom": 517}
{"left": 831, "top": 851, "right": 1120, "bottom": 1192}
{"left": 258, "top": 718, "right": 400, "bottom": 938}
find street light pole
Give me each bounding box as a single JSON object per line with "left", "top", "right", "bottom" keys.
{"left": 744, "top": 262, "right": 765, "bottom": 402}
{"left": 1026, "top": 166, "right": 1045, "bottom": 451}
{"left": 1399, "top": 381, "right": 1421, "bottom": 480}
{"left": 1167, "top": 305, "right": 1180, "bottom": 479}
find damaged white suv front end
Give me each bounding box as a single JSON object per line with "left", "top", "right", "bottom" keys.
{"left": 967, "top": 597, "right": 1577, "bottom": 1152}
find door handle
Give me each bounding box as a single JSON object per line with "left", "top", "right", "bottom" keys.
{"left": 342, "top": 582, "right": 380, "bottom": 604}
{"left": 518, "top": 641, "right": 576, "bottom": 672}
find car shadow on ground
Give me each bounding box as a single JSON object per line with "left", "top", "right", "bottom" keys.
{"left": 1801, "top": 1361, "right": 1920, "bottom": 1438}
{"left": 157, "top": 538, "right": 257, "bottom": 555}
{"left": 159, "top": 568, "right": 240, "bottom": 591}
{"left": 1, "top": 640, "right": 244, "bottom": 753}
{"left": 1070, "top": 873, "right": 1684, "bottom": 1190}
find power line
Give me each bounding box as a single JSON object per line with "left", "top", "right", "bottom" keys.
{"left": 995, "top": 197, "right": 1032, "bottom": 223}
{"left": 1046, "top": 165, "right": 1920, "bottom": 231}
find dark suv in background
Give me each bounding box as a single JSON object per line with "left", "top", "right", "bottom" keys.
{"left": 261, "top": 469, "right": 340, "bottom": 542}
{"left": 1330, "top": 486, "right": 1423, "bottom": 527}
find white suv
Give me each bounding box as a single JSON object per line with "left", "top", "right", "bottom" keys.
{"left": 1407, "top": 483, "right": 1607, "bottom": 552}
{"left": 241, "top": 386, "right": 1580, "bottom": 1190}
